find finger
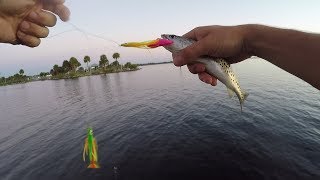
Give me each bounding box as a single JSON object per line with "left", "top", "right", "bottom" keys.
{"left": 19, "top": 21, "right": 49, "bottom": 38}
{"left": 198, "top": 72, "right": 213, "bottom": 84}
{"left": 28, "top": 10, "right": 57, "bottom": 27}
{"left": 182, "top": 26, "right": 210, "bottom": 40}
{"left": 172, "top": 53, "right": 183, "bottom": 67}
{"left": 198, "top": 72, "right": 218, "bottom": 86}
{"left": 172, "top": 53, "right": 178, "bottom": 59}
{"left": 17, "top": 31, "right": 41, "bottom": 47}
{"left": 43, "top": 4, "right": 70, "bottom": 21}
{"left": 182, "top": 28, "right": 197, "bottom": 40}
{"left": 187, "top": 63, "right": 205, "bottom": 74}
{"left": 173, "top": 39, "right": 210, "bottom": 66}
{"left": 211, "top": 78, "right": 218, "bottom": 86}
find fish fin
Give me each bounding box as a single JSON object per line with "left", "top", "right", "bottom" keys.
{"left": 243, "top": 92, "right": 249, "bottom": 101}
{"left": 227, "top": 88, "right": 235, "bottom": 98}
{"left": 88, "top": 162, "right": 100, "bottom": 169}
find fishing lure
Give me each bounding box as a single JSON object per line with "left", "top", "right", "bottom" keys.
{"left": 83, "top": 127, "right": 100, "bottom": 168}
{"left": 120, "top": 38, "right": 173, "bottom": 49}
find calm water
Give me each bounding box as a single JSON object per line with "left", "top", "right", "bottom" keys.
{"left": 0, "top": 59, "right": 319, "bottom": 180}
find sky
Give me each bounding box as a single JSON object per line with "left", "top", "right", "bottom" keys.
{"left": 1, "top": 0, "right": 320, "bottom": 76}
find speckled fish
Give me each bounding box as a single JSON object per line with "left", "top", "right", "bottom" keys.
{"left": 83, "top": 127, "right": 100, "bottom": 168}
{"left": 120, "top": 38, "right": 173, "bottom": 49}
{"left": 161, "top": 34, "right": 249, "bottom": 111}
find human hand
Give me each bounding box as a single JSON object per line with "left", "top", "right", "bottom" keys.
{"left": 173, "top": 25, "right": 252, "bottom": 86}
{"left": 0, "top": 0, "right": 70, "bottom": 47}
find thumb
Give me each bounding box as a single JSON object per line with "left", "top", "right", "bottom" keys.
{"left": 173, "top": 39, "right": 211, "bottom": 66}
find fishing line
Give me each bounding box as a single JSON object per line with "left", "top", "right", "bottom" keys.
{"left": 46, "top": 22, "right": 121, "bottom": 53}
{"left": 68, "top": 22, "right": 120, "bottom": 46}
{"left": 47, "top": 29, "right": 76, "bottom": 38}
{"left": 47, "top": 21, "right": 164, "bottom": 67}
{"left": 68, "top": 21, "right": 162, "bottom": 61}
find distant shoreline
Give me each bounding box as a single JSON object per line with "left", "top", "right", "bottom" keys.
{"left": 0, "top": 62, "right": 171, "bottom": 87}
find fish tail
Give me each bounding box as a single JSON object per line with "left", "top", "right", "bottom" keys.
{"left": 88, "top": 161, "right": 100, "bottom": 169}
{"left": 240, "top": 91, "right": 249, "bottom": 112}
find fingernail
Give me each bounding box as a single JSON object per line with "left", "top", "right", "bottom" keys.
{"left": 21, "top": 21, "right": 30, "bottom": 30}
{"left": 173, "top": 56, "right": 183, "bottom": 66}
{"left": 29, "top": 11, "right": 38, "bottom": 19}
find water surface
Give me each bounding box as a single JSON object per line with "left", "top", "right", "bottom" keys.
{"left": 0, "top": 59, "right": 319, "bottom": 180}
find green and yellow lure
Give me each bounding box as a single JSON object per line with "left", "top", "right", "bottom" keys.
{"left": 83, "top": 127, "right": 100, "bottom": 168}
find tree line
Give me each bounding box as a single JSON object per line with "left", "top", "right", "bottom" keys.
{"left": 0, "top": 52, "right": 139, "bottom": 86}
{"left": 0, "top": 69, "right": 27, "bottom": 86}
{"left": 49, "top": 52, "right": 138, "bottom": 79}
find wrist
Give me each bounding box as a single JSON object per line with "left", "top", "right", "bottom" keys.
{"left": 238, "top": 24, "right": 258, "bottom": 57}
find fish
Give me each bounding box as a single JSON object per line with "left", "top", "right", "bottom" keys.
{"left": 83, "top": 127, "right": 100, "bottom": 168}
{"left": 120, "top": 38, "right": 173, "bottom": 49}
{"left": 161, "top": 34, "right": 248, "bottom": 111}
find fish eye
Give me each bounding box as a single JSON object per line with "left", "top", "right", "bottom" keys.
{"left": 169, "top": 35, "right": 175, "bottom": 39}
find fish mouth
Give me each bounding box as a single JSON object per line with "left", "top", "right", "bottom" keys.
{"left": 161, "top": 34, "right": 168, "bottom": 39}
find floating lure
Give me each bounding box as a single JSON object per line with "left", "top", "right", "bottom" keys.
{"left": 83, "top": 127, "right": 100, "bottom": 168}
{"left": 120, "top": 38, "right": 173, "bottom": 49}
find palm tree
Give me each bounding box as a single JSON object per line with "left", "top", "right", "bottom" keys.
{"left": 19, "top": 69, "right": 24, "bottom": 75}
{"left": 83, "top": 56, "right": 91, "bottom": 72}
{"left": 112, "top": 52, "right": 120, "bottom": 70}
{"left": 112, "top": 52, "right": 120, "bottom": 61}
{"left": 99, "top": 54, "right": 109, "bottom": 70}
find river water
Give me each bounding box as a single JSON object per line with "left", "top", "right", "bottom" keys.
{"left": 0, "top": 59, "right": 319, "bottom": 180}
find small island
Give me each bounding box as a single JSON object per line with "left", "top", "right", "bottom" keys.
{"left": 0, "top": 52, "right": 140, "bottom": 86}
